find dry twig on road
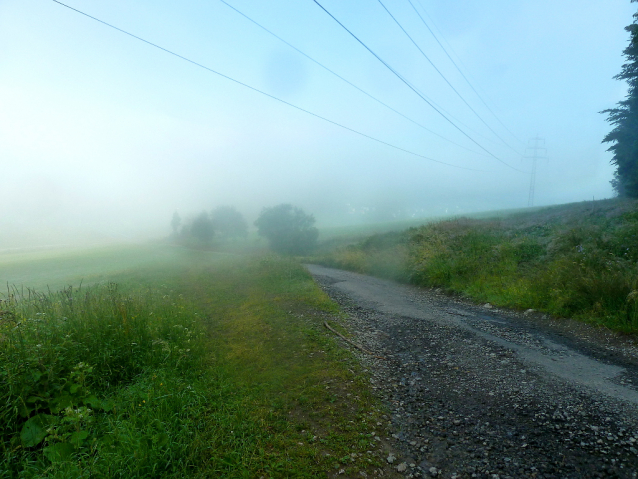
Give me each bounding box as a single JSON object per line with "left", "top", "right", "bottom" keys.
{"left": 324, "top": 321, "right": 386, "bottom": 360}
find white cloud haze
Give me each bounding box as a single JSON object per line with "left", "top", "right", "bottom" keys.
{"left": 0, "top": 0, "right": 634, "bottom": 247}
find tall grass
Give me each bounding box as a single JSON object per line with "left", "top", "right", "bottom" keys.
{"left": 1, "top": 249, "right": 389, "bottom": 477}
{"left": 315, "top": 231, "right": 410, "bottom": 281}
{"left": 0, "top": 282, "right": 212, "bottom": 477}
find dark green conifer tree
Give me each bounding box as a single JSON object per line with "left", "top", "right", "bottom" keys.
{"left": 603, "top": 0, "right": 638, "bottom": 197}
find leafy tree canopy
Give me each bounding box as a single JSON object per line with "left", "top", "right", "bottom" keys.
{"left": 602, "top": 0, "right": 638, "bottom": 197}
{"left": 254, "top": 204, "right": 319, "bottom": 255}
{"left": 190, "top": 211, "right": 215, "bottom": 244}
{"left": 211, "top": 206, "right": 248, "bottom": 239}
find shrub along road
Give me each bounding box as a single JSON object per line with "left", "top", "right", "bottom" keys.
{"left": 307, "top": 264, "right": 638, "bottom": 478}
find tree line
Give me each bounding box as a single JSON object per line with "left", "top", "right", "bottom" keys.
{"left": 171, "top": 204, "right": 318, "bottom": 255}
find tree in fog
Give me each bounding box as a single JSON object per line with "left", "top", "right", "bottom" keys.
{"left": 254, "top": 204, "right": 318, "bottom": 255}
{"left": 210, "top": 206, "right": 248, "bottom": 240}
{"left": 190, "top": 211, "right": 215, "bottom": 244}
{"left": 171, "top": 211, "right": 181, "bottom": 237}
{"left": 602, "top": 0, "right": 638, "bottom": 197}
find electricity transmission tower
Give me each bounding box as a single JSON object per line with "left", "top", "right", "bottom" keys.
{"left": 524, "top": 137, "right": 548, "bottom": 207}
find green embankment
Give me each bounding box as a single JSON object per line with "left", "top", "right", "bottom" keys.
{"left": 0, "top": 245, "right": 386, "bottom": 477}
{"left": 315, "top": 199, "right": 638, "bottom": 334}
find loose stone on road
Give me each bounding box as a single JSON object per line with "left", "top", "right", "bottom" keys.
{"left": 306, "top": 264, "right": 638, "bottom": 478}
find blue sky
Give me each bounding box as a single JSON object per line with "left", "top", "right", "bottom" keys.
{"left": 0, "top": 0, "right": 635, "bottom": 246}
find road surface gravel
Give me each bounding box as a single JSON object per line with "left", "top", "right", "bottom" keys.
{"left": 306, "top": 264, "right": 638, "bottom": 479}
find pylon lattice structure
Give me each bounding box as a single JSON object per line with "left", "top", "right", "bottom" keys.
{"left": 524, "top": 137, "right": 548, "bottom": 207}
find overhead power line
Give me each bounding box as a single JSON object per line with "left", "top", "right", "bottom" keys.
{"left": 51, "top": 0, "right": 484, "bottom": 172}
{"left": 387, "top": 42, "right": 510, "bottom": 149}
{"left": 311, "top": 0, "right": 524, "bottom": 173}
{"left": 219, "top": 0, "right": 484, "bottom": 157}
{"left": 408, "top": 0, "right": 526, "bottom": 147}
{"left": 376, "top": 0, "right": 521, "bottom": 156}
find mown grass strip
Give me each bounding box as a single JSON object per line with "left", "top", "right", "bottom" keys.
{"left": 179, "top": 255, "right": 388, "bottom": 477}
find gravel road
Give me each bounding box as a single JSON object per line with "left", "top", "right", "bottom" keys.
{"left": 306, "top": 264, "right": 638, "bottom": 479}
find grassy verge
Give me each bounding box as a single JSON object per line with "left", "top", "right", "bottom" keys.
{"left": 180, "top": 255, "right": 389, "bottom": 477}
{"left": 314, "top": 199, "right": 638, "bottom": 334}
{"left": 0, "top": 247, "right": 389, "bottom": 477}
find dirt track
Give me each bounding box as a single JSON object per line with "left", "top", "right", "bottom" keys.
{"left": 306, "top": 264, "right": 638, "bottom": 479}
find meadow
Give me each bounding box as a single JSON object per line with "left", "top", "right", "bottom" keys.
{"left": 0, "top": 244, "right": 387, "bottom": 478}
{"left": 5, "top": 198, "right": 635, "bottom": 477}
{"left": 314, "top": 199, "right": 638, "bottom": 334}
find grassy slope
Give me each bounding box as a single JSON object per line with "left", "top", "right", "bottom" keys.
{"left": 0, "top": 245, "right": 389, "bottom": 478}
{"left": 314, "top": 199, "right": 638, "bottom": 334}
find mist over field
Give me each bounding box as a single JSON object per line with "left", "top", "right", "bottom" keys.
{"left": 1, "top": 0, "right": 634, "bottom": 248}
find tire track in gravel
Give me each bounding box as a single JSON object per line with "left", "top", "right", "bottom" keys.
{"left": 306, "top": 264, "right": 638, "bottom": 479}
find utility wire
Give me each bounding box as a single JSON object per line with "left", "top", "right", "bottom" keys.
{"left": 409, "top": 0, "right": 526, "bottom": 146}
{"left": 311, "top": 0, "right": 524, "bottom": 173}
{"left": 219, "top": 0, "right": 484, "bottom": 157}
{"left": 51, "top": 0, "right": 484, "bottom": 172}
{"left": 399, "top": 67, "right": 507, "bottom": 148}
{"left": 377, "top": 0, "right": 520, "bottom": 156}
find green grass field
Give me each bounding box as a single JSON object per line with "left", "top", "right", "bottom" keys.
{"left": 0, "top": 245, "right": 389, "bottom": 478}
{"left": 7, "top": 198, "right": 630, "bottom": 476}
